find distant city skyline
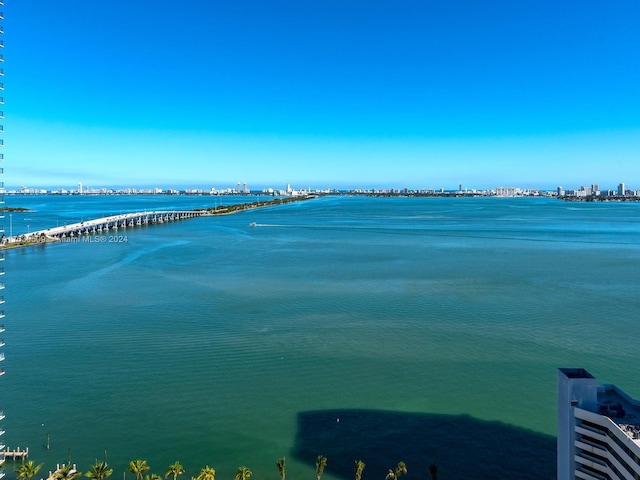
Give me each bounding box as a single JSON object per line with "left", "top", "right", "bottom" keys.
{"left": 7, "top": 179, "right": 637, "bottom": 196}
{"left": 7, "top": 1, "right": 640, "bottom": 188}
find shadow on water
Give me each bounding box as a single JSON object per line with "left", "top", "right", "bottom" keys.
{"left": 292, "top": 409, "right": 556, "bottom": 480}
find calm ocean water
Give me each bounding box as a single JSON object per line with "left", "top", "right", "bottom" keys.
{"left": 3, "top": 195, "right": 640, "bottom": 480}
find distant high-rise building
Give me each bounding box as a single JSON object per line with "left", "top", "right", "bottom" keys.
{"left": 557, "top": 186, "right": 564, "bottom": 197}
{"left": 618, "top": 183, "right": 626, "bottom": 196}
{"left": 459, "top": 184, "right": 463, "bottom": 192}
{"left": 558, "top": 368, "right": 640, "bottom": 480}
{"left": 78, "top": 182, "right": 83, "bottom": 194}
{"left": 237, "top": 182, "right": 241, "bottom": 193}
{"left": 592, "top": 183, "right": 599, "bottom": 192}
{"left": 244, "top": 182, "right": 248, "bottom": 194}
{"left": 496, "top": 187, "right": 520, "bottom": 197}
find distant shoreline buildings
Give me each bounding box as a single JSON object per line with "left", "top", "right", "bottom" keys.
{"left": 557, "top": 182, "right": 640, "bottom": 200}
{"left": 5, "top": 182, "right": 640, "bottom": 201}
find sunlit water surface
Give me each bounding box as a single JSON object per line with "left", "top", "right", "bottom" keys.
{"left": 3, "top": 195, "right": 640, "bottom": 480}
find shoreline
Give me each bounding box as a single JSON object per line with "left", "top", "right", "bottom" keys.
{"left": 200, "top": 195, "right": 316, "bottom": 215}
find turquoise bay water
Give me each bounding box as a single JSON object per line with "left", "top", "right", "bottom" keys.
{"left": 2, "top": 195, "right": 640, "bottom": 479}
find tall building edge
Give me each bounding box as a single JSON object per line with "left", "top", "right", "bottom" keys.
{"left": 0, "top": 1, "right": 5, "bottom": 477}
{"left": 558, "top": 368, "right": 640, "bottom": 480}
{"left": 557, "top": 369, "right": 597, "bottom": 480}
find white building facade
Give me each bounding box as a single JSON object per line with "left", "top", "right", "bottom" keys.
{"left": 558, "top": 368, "right": 640, "bottom": 480}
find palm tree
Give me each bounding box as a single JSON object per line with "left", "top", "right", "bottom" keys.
{"left": 17, "top": 461, "right": 43, "bottom": 480}
{"left": 145, "top": 474, "right": 162, "bottom": 480}
{"left": 385, "top": 462, "right": 407, "bottom": 480}
{"left": 195, "top": 466, "right": 215, "bottom": 480}
{"left": 54, "top": 464, "right": 83, "bottom": 480}
{"left": 354, "top": 460, "right": 365, "bottom": 480}
{"left": 85, "top": 461, "right": 113, "bottom": 480}
{"left": 316, "top": 456, "right": 327, "bottom": 480}
{"left": 234, "top": 467, "right": 252, "bottom": 480}
{"left": 428, "top": 465, "right": 438, "bottom": 480}
{"left": 276, "top": 458, "right": 285, "bottom": 480}
{"left": 165, "top": 463, "right": 184, "bottom": 480}
{"left": 128, "top": 461, "right": 150, "bottom": 480}
{"left": 396, "top": 463, "right": 407, "bottom": 479}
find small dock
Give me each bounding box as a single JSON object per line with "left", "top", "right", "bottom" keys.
{"left": 2, "top": 447, "right": 28, "bottom": 459}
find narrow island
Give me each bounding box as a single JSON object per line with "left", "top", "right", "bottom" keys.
{"left": 559, "top": 194, "right": 640, "bottom": 202}
{"left": 202, "top": 195, "right": 315, "bottom": 214}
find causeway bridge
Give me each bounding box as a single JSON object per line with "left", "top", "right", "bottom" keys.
{"left": 7, "top": 210, "right": 205, "bottom": 244}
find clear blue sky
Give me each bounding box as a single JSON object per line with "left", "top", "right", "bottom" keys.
{"left": 6, "top": 1, "right": 640, "bottom": 190}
